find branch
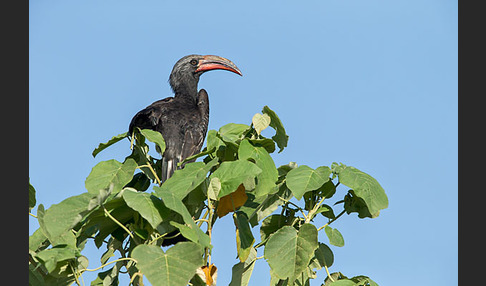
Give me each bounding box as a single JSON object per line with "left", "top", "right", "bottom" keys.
{"left": 317, "top": 209, "right": 346, "bottom": 231}
{"left": 278, "top": 195, "right": 308, "bottom": 221}
{"left": 305, "top": 195, "right": 327, "bottom": 223}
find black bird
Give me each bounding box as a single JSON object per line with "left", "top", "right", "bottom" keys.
{"left": 129, "top": 54, "right": 242, "bottom": 182}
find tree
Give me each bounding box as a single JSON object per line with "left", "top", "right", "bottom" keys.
{"left": 29, "top": 106, "right": 388, "bottom": 286}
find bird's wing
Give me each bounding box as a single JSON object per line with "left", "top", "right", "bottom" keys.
{"left": 128, "top": 97, "right": 173, "bottom": 135}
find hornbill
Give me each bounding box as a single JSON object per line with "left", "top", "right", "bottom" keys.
{"left": 128, "top": 55, "right": 241, "bottom": 245}
{"left": 129, "top": 54, "right": 242, "bottom": 182}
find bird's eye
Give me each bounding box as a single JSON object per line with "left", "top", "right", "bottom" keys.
{"left": 190, "top": 59, "right": 198, "bottom": 66}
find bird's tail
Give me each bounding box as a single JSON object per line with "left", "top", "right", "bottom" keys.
{"left": 161, "top": 157, "right": 179, "bottom": 183}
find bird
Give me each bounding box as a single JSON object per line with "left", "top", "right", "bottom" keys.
{"left": 128, "top": 54, "right": 242, "bottom": 183}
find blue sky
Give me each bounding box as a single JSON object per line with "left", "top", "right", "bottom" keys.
{"left": 29, "top": 1, "right": 458, "bottom": 285}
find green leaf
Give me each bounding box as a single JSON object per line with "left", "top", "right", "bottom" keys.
{"left": 324, "top": 226, "right": 345, "bottom": 247}
{"left": 317, "top": 204, "right": 336, "bottom": 219}
{"left": 170, "top": 222, "right": 200, "bottom": 245}
{"left": 90, "top": 266, "right": 118, "bottom": 286}
{"left": 310, "top": 243, "right": 334, "bottom": 269}
{"left": 286, "top": 165, "right": 331, "bottom": 200}
{"left": 229, "top": 247, "right": 257, "bottom": 286}
{"left": 233, "top": 211, "right": 255, "bottom": 262}
{"left": 210, "top": 160, "right": 262, "bottom": 198}
{"left": 264, "top": 224, "right": 319, "bottom": 282}
{"left": 318, "top": 180, "right": 337, "bottom": 200}
{"left": 29, "top": 228, "right": 49, "bottom": 253}
{"left": 327, "top": 280, "right": 356, "bottom": 286}
{"left": 180, "top": 146, "right": 215, "bottom": 165}
{"left": 85, "top": 158, "right": 137, "bottom": 195}
{"left": 131, "top": 242, "right": 204, "bottom": 286}
{"left": 262, "top": 106, "right": 289, "bottom": 153}
{"left": 238, "top": 139, "right": 278, "bottom": 198}
{"left": 218, "top": 123, "right": 250, "bottom": 144}
{"left": 124, "top": 172, "right": 151, "bottom": 192}
{"left": 239, "top": 182, "right": 293, "bottom": 227}
{"left": 29, "top": 262, "right": 45, "bottom": 286}
{"left": 156, "top": 190, "right": 193, "bottom": 224}
{"left": 35, "top": 245, "right": 79, "bottom": 273}
{"left": 29, "top": 180, "right": 36, "bottom": 211}
{"left": 155, "top": 159, "right": 218, "bottom": 200}
{"left": 139, "top": 128, "right": 166, "bottom": 155}
{"left": 248, "top": 138, "right": 276, "bottom": 154}
{"left": 122, "top": 189, "right": 170, "bottom": 229}
{"left": 80, "top": 196, "right": 135, "bottom": 248}
{"left": 350, "top": 275, "right": 379, "bottom": 286}
{"left": 38, "top": 193, "right": 93, "bottom": 243}
{"left": 344, "top": 191, "right": 377, "bottom": 218}
{"left": 252, "top": 113, "right": 271, "bottom": 135}
{"left": 277, "top": 162, "right": 298, "bottom": 178}
{"left": 259, "top": 214, "right": 291, "bottom": 242}
{"left": 92, "top": 132, "right": 128, "bottom": 158}
{"left": 207, "top": 177, "right": 221, "bottom": 200}
{"left": 206, "top": 129, "right": 225, "bottom": 153}
{"left": 156, "top": 190, "right": 210, "bottom": 248}
{"left": 333, "top": 163, "right": 388, "bottom": 216}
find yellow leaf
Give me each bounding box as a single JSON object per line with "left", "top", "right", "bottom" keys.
{"left": 216, "top": 184, "right": 248, "bottom": 218}
{"left": 252, "top": 113, "right": 271, "bottom": 135}
{"left": 196, "top": 264, "right": 218, "bottom": 286}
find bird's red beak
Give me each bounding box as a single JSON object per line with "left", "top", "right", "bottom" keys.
{"left": 195, "top": 55, "right": 242, "bottom": 76}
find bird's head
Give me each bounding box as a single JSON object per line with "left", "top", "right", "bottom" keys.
{"left": 169, "top": 54, "right": 242, "bottom": 95}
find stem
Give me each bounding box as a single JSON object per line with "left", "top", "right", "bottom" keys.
{"left": 149, "top": 232, "right": 169, "bottom": 245}
{"left": 278, "top": 195, "right": 308, "bottom": 221}
{"left": 69, "top": 261, "right": 83, "bottom": 286}
{"left": 305, "top": 195, "right": 327, "bottom": 224}
{"left": 137, "top": 163, "right": 161, "bottom": 186}
{"left": 103, "top": 206, "right": 136, "bottom": 242}
{"left": 317, "top": 209, "right": 346, "bottom": 231}
{"left": 194, "top": 219, "right": 210, "bottom": 224}
{"left": 205, "top": 195, "right": 215, "bottom": 265}
{"left": 163, "top": 231, "right": 181, "bottom": 240}
{"left": 29, "top": 212, "right": 37, "bottom": 218}
{"left": 197, "top": 209, "right": 209, "bottom": 227}
{"left": 129, "top": 271, "right": 143, "bottom": 285}
{"left": 324, "top": 264, "right": 335, "bottom": 282}
{"left": 80, "top": 258, "right": 137, "bottom": 273}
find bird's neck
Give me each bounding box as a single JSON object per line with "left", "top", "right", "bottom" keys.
{"left": 171, "top": 75, "right": 199, "bottom": 105}
{"left": 174, "top": 86, "right": 198, "bottom": 105}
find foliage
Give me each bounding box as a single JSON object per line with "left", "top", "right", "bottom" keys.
{"left": 29, "top": 106, "right": 388, "bottom": 286}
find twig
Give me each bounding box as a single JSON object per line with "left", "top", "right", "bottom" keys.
{"left": 324, "top": 264, "right": 335, "bottom": 282}
{"left": 194, "top": 219, "right": 210, "bottom": 224}
{"left": 197, "top": 209, "right": 209, "bottom": 227}
{"left": 305, "top": 195, "right": 327, "bottom": 223}
{"left": 129, "top": 271, "right": 143, "bottom": 285}
{"left": 205, "top": 193, "right": 215, "bottom": 265}
{"left": 317, "top": 209, "right": 346, "bottom": 231}
{"left": 137, "top": 163, "right": 161, "bottom": 186}
{"left": 278, "top": 195, "right": 308, "bottom": 221}
{"left": 69, "top": 261, "right": 83, "bottom": 286}
{"left": 80, "top": 257, "right": 137, "bottom": 273}
{"left": 103, "top": 206, "right": 136, "bottom": 242}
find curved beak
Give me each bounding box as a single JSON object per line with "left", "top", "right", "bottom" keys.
{"left": 195, "top": 55, "right": 242, "bottom": 76}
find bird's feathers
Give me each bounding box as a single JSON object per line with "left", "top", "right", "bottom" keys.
{"left": 128, "top": 90, "right": 209, "bottom": 183}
